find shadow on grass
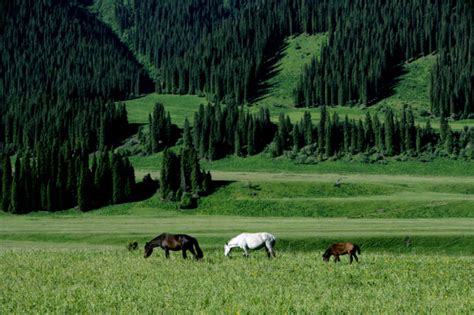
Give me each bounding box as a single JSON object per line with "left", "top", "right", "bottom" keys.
{"left": 247, "top": 34, "right": 289, "bottom": 104}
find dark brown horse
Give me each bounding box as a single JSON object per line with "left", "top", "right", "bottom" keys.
{"left": 323, "top": 242, "right": 361, "bottom": 264}
{"left": 144, "top": 233, "right": 203, "bottom": 260}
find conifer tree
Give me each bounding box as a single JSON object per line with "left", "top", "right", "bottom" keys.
{"left": 9, "top": 158, "right": 21, "bottom": 214}
{"left": 384, "top": 109, "right": 394, "bottom": 156}
{"left": 183, "top": 118, "right": 192, "bottom": 148}
{"left": 1, "top": 155, "right": 12, "bottom": 211}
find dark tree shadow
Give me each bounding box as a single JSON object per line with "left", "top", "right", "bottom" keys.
{"left": 201, "top": 180, "right": 234, "bottom": 197}
{"left": 247, "top": 34, "right": 289, "bottom": 103}
{"left": 367, "top": 63, "right": 407, "bottom": 106}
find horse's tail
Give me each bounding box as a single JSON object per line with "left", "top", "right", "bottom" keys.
{"left": 192, "top": 238, "right": 204, "bottom": 259}
{"left": 354, "top": 244, "right": 361, "bottom": 255}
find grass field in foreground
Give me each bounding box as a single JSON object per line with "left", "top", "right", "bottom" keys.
{"left": 1, "top": 249, "right": 472, "bottom": 313}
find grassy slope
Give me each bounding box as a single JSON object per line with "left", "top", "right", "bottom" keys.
{"left": 252, "top": 33, "right": 327, "bottom": 108}
{"left": 375, "top": 54, "right": 434, "bottom": 111}
{"left": 125, "top": 93, "right": 207, "bottom": 126}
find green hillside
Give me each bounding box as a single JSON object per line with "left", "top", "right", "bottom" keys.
{"left": 375, "top": 54, "right": 435, "bottom": 112}
{"left": 252, "top": 33, "right": 328, "bottom": 108}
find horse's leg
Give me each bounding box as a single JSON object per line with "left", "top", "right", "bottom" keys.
{"left": 188, "top": 246, "right": 197, "bottom": 259}
{"left": 335, "top": 255, "right": 340, "bottom": 263}
{"left": 182, "top": 248, "right": 188, "bottom": 259}
{"left": 265, "top": 246, "right": 271, "bottom": 258}
{"left": 354, "top": 254, "right": 359, "bottom": 263}
{"left": 266, "top": 241, "right": 276, "bottom": 258}
{"left": 350, "top": 254, "right": 353, "bottom": 264}
{"left": 165, "top": 248, "right": 170, "bottom": 258}
{"left": 243, "top": 246, "right": 249, "bottom": 257}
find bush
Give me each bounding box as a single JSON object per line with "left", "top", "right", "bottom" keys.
{"left": 126, "top": 241, "right": 138, "bottom": 251}
{"left": 179, "top": 192, "right": 197, "bottom": 209}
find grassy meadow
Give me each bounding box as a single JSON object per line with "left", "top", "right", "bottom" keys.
{"left": 2, "top": 166, "right": 473, "bottom": 313}
{"left": 1, "top": 249, "right": 472, "bottom": 314}
{"left": 1, "top": 212, "right": 473, "bottom": 313}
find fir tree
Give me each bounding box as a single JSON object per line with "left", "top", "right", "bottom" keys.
{"left": 1, "top": 155, "right": 12, "bottom": 211}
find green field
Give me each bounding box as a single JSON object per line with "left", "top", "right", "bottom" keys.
{"left": 1, "top": 249, "right": 472, "bottom": 313}
{"left": 1, "top": 213, "right": 473, "bottom": 313}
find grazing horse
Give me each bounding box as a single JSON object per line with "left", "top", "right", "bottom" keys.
{"left": 144, "top": 233, "right": 203, "bottom": 260}
{"left": 224, "top": 232, "right": 276, "bottom": 258}
{"left": 323, "top": 242, "right": 361, "bottom": 264}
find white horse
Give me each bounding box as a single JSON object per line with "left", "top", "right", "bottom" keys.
{"left": 224, "top": 232, "right": 276, "bottom": 258}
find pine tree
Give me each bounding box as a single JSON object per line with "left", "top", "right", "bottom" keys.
{"left": 318, "top": 106, "right": 327, "bottom": 154}
{"left": 9, "top": 158, "right": 21, "bottom": 214}
{"left": 303, "top": 111, "right": 313, "bottom": 145}
{"left": 247, "top": 118, "right": 255, "bottom": 156}
{"left": 440, "top": 112, "right": 449, "bottom": 145}
{"left": 343, "top": 116, "right": 350, "bottom": 154}
{"left": 1, "top": 155, "right": 12, "bottom": 211}
{"left": 183, "top": 118, "right": 192, "bottom": 148}
{"left": 415, "top": 128, "right": 422, "bottom": 154}
{"left": 112, "top": 154, "right": 124, "bottom": 204}
{"left": 384, "top": 109, "right": 394, "bottom": 156}
{"left": 77, "top": 164, "right": 91, "bottom": 211}
{"left": 202, "top": 171, "right": 212, "bottom": 194}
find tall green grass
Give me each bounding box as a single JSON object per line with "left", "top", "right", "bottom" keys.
{"left": 1, "top": 249, "right": 472, "bottom": 313}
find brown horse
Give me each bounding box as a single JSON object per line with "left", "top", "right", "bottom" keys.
{"left": 322, "top": 242, "right": 361, "bottom": 264}
{"left": 144, "top": 233, "right": 204, "bottom": 260}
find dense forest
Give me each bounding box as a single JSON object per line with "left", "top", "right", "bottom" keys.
{"left": 0, "top": 0, "right": 153, "bottom": 153}
{"left": 0, "top": 0, "right": 155, "bottom": 213}
{"left": 111, "top": 0, "right": 328, "bottom": 103}
{"left": 0, "top": 0, "right": 472, "bottom": 214}
{"left": 111, "top": 0, "right": 472, "bottom": 117}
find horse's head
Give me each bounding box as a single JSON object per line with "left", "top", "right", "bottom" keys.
{"left": 144, "top": 242, "right": 153, "bottom": 258}
{"left": 224, "top": 243, "right": 231, "bottom": 257}
{"left": 322, "top": 250, "right": 331, "bottom": 262}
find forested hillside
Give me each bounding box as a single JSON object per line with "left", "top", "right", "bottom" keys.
{"left": 0, "top": 0, "right": 153, "bottom": 152}
{"left": 109, "top": 0, "right": 472, "bottom": 117}
{"left": 108, "top": 0, "right": 328, "bottom": 104}
{"left": 0, "top": 0, "right": 154, "bottom": 213}
{"left": 294, "top": 0, "right": 472, "bottom": 118}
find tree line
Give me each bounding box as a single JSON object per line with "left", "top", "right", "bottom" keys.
{"left": 271, "top": 107, "right": 474, "bottom": 161}
{"left": 146, "top": 103, "right": 474, "bottom": 162}
{"left": 0, "top": 147, "right": 135, "bottom": 214}
{"left": 145, "top": 102, "right": 276, "bottom": 159}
